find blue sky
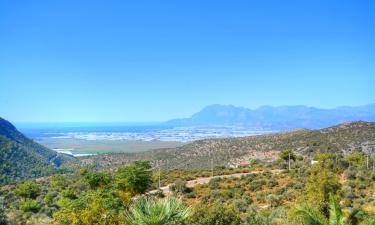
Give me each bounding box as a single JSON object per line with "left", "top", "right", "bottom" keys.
{"left": 1, "top": 0, "right": 374, "bottom": 122}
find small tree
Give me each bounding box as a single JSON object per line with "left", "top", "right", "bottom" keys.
{"left": 304, "top": 165, "right": 341, "bottom": 216}
{"left": 279, "top": 149, "right": 296, "bottom": 170}
{"left": 50, "top": 174, "right": 69, "bottom": 190}
{"left": 84, "top": 171, "right": 111, "bottom": 189}
{"left": 115, "top": 160, "right": 153, "bottom": 195}
{"left": 279, "top": 149, "right": 296, "bottom": 161}
{"left": 314, "top": 153, "right": 337, "bottom": 170}
{"left": 346, "top": 151, "right": 366, "bottom": 167}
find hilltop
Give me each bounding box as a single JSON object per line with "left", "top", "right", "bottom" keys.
{"left": 80, "top": 121, "right": 375, "bottom": 170}
{"left": 165, "top": 104, "right": 375, "bottom": 129}
{"left": 0, "top": 117, "right": 74, "bottom": 183}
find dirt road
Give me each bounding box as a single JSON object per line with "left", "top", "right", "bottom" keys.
{"left": 150, "top": 170, "right": 275, "bottom": 195}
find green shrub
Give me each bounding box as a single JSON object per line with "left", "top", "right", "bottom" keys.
{"left": 244, "top": 195, "right": 253, "bottom": 205}
{"left": 50, "top": 174, "right": 69, "bottom": 190}
{"left": 115, "top": 160, "right": 152, "bottom": 195}
{"left": 249, "top": 179, "right": 265, "bottom": 191}
{"left": 266, "top": 194, "right": 282, "bottom": 208}
{"left": 208, "top": 178, "right": 220, "bottom": 189}
{"left": 19, "top": 199, "right": 41, "bottom": 213}
{"left": 170, "top": 179, "right": 189, "bottom": 194}
{"left": 186, "top": 203, "right": 242, "bottom": 225}
{"left": 267, "top": 180, "right": 278, "bottom": 188}
{"left": 61, "top": 189, "right": 77, "bottom": 199}
{"left": 15, "top": 181, "right": 41, "bottom": 199}
{"left": 256, "top": 193, "right": 266, "bottom": 203}
{"left": 186, "top": 191, "right": 196, "bottom": 199}
{"left": 234, "top": 199, "right": 248, "bottom": 212}
{"left": 44, "top": 192, "right": 55, "bottom": 206}
{"left": 84, "top": 171, "right": 111, "bottom": 189}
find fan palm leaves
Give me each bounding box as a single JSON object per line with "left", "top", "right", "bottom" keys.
{"left": 292, "top": 204, "right": 328, "bottom": 225}
{"left": 359, "top": 218, "right": 375, "bottom": 225}
{"left": 291, "top": 194, "right": 345, "bottom": 225}
{"left": 328, "top": 195, "right": 345, "bottom": 225}
{"left": 125, "top": 196, "right": 191, "bottom": 225}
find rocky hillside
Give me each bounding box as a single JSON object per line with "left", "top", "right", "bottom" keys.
{"left": 0, "top": 117, "right": 74, "bottom": 183}
{"left": 79, "top": 121, "right": 375, "bottom": 170}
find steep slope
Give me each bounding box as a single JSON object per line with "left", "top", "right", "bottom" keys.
{"left": 0, "top": 117, "right": 74, "bottom": 183}
{"left": 80, "top": 121, "right": 375, "bottom": 170}
{"left": 165, "top": 104, "right": 375, "bottom": 129}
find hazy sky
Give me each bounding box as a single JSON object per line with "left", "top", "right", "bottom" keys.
{"left": 1, "top": 0, "right": 374, "bottom": 122}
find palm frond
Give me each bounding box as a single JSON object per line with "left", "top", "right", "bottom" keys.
{"left": 126, "top": 196, "right": 191, "bottom": 225}
{"left": 359, "top": 218, "right": 375, "bottom": 225}
{"left": 328, "top": 194, "right": 344, "bottom": 225}
{"left": 247, "top": 214, "right": 272, "bottom": 225}
{"left": 291, "top": 204, "right": 327, "bottom": 225}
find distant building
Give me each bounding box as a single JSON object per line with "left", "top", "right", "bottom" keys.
{"left": 311, "top": 160, "right": 319, "bottom": 165}
{"left": 239, "top": 160, "right": 250, "bottom": 168}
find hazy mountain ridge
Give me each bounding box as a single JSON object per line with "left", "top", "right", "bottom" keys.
{"left": 165, "top": 104, "right": 375, "bottom": 129}
{"left": 0, "top": 117, "right": 74, "bottom": 183}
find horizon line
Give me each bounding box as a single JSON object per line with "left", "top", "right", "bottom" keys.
{"left": 8, "top": 102, "right": 374, "bottom": 124}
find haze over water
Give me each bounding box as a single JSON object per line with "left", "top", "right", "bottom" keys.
{"left": 19, "top": 123, "right": 273, "bottom": 143}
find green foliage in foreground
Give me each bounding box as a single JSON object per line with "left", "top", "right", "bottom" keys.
{"left": 304, "top": 162, "right": 341, "bottom": 215}
{"left": 0, "top": 155, "right": 374, "bottom": 225}
{"left": 291, "top": 194, "right": 375, "bottom": 225}
{"left": 291, "top": 195, "right": 341, "bottom": 225}
{"left": 18, "top": 199, "right": 41, "bottom": 213}
{"left": 126, "top": 197, "right": 190, "bottom": 225}
{"left": 185, "top": 202, "right": 242, "bottom": 225}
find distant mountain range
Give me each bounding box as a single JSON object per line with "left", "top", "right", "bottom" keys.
{"left": 0, "top": 117, "right": 74, "bottom": 183}
{"left": 165, "top": 104, "right": 375, "bottom": 130}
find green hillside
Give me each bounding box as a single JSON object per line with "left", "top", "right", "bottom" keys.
{"left": 0, "top": 117, "right": 74, "bottom": 184}
{"left": 0, "top": 121, "right": 374, "bottom": 224}
{"left": 80, "top": 121, "right": 375, "bottom": 170}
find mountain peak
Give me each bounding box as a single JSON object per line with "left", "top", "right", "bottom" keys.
{"left": 0, "top": 117, "right": 18, "bottom": 135}
{"left": 165, "top": 104, "right": 375, "bottom": 129}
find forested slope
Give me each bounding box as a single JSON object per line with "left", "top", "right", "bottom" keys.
{"left": 0, "top": 117, "right": 74, "bottom": 183}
